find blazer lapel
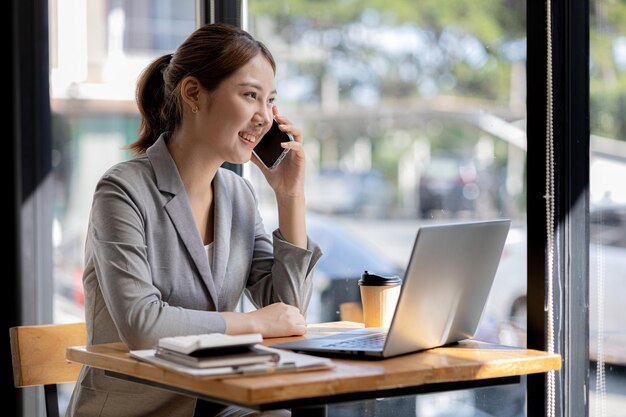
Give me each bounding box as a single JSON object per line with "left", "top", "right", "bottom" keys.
{"left": 147, "top": 135, "right": 219, "bottom": 306}
{"left": 164, "top": 194, "right": 218, "bottom": 305}
{"left": 211, "top": 170, "right": 232, "bottom": 296}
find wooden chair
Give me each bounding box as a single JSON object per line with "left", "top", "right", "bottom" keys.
{"left": 10, "top": 323, "right": 86, "bottom": 417}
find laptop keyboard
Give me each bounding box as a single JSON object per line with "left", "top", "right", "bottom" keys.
{"left": 321, "top": 332, "right": 387, "bottom": 350}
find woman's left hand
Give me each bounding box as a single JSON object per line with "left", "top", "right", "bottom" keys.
{"left": 251, "top": 106, "right": 305, "bottom": 199}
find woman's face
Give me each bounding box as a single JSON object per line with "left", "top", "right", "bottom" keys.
{"left": 197, "top": 54, "right": 276, "bottom": 165}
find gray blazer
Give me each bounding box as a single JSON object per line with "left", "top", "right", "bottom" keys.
{"left": 65, "top": 134, "right": 322, "bottom": 417}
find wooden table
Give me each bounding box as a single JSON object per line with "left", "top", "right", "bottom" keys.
{"left": 66, "top": 334, "right": 560, "bottom": 417}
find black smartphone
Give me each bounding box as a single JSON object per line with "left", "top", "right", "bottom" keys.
{"left": 252, "top": 118, "right": 294, "bottom": 169}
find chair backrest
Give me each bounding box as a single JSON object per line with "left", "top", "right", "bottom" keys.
{"left": 10, "top": 322, "right": 87, "bottom": 417}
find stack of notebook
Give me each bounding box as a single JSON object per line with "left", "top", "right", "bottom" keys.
{"left": 154, "top": 333, "right": 279, "bottom": 369}
{"left": 130, "top": 332, "right": 335, "bottom": 377}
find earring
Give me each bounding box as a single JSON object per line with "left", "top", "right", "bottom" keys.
{"left": 192, "top": 106, "right": 198, "bottom": 114}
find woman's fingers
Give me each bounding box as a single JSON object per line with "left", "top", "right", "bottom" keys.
{"left": 273, "top": 107, "right": 302, "bottom": 143}
{"left": 280, "top": 140, "right": 303, "bottom": 153}
{"left": 279, "top": 124, "right": 302, "bottom": 142}
{"left": 248, "top": 302, "right": 307, "bottom": 337}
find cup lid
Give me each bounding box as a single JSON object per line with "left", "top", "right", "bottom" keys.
{"left": 358, "top": 271, "right": 402, "bottom": 286}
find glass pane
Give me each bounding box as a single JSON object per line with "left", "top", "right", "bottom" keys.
{"left": 248, "top": 1, "right": 527, "bottom": 415}
{"left": 589, "top": 1, "right": 626, "bottom": 415}
{"left": 49, "top": 0, "right": 196, "bottom": 412}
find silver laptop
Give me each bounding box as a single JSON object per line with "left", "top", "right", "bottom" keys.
{"left": 272, "top": 219, "right": 511, "bottom": 358}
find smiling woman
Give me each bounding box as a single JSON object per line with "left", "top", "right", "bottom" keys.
{"left": 63, "top": 23, "right": 322, "bottom": 417}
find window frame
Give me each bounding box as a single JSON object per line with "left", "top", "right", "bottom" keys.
{"left": 527, "top": 1, "right": 590, "bottom": 416}
{"left": 9, "top": 1, "right": 592, "bottom": 416}
{"left": 11, "top": 0, "right": 54, "bottom": 415}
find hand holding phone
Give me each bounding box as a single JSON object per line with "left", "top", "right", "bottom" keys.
{"left": 252, "top": 118, "right": 294, "bottom": 169}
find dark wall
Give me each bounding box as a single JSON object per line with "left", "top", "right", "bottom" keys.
{"left": 8, "top": 0, "right": 53, "bottom": 415}
{"left": 8, "top": 0, "right": 22, "bottom": 413}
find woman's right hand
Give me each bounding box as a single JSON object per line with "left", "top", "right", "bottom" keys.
{"left": 221, "top": 302, "right": 306, "bottom": 338}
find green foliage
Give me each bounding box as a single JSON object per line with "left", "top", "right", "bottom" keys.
{"left": 590, "top": 26, "right": 626, "bottom": 141}
{"left": 591, "top": 79, "right": 626, "bottom": 140}
{"left": 251, "top": 0, "right": 626, "bottom": 143}
{"left": 251, "top": 0, "right": 525, "bottom": 43}
{"left": 251, "top": 0, "right": 526, "bottom": 104}
{"left": 450, "top": 59, "right": 510, "bottom": 102}
{"left": 249, "top": 0, "right": 363, "bottom": 26}
{"left": 588, "top": 2, "right": 626, "bottom": 141}
{"left": 592, "top": 0, "right": 626, "bottom": 35}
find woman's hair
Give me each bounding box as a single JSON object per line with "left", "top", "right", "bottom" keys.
{"left": 129, "top": 23, "right": 276, "bottom": 154}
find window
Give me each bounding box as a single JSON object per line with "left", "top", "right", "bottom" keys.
{"left": 50, "top": 0, "right": 196, "bottom": 324}
{"left": 37, "top": 1, "right": 610, "bottom": 416}
{"left": 48, "top": 0, "right": 196, "bottom": 413}
{"left": 247, "top": 1, "right": 528, "bottom": 414}
{"left": 589, "top": 1, "right": 626, "bottom": 414}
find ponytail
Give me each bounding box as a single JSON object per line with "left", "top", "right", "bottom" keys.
{"left": 130, "top": 54, "right": 178, "bottom": 155}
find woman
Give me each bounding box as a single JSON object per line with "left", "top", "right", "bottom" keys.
{"left": 65, "top": 23, "right": 322, "bottom": 417}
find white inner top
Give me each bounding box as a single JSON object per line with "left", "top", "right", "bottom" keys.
{"left": 204, "top": 242, "right": 214, "bottom": 265}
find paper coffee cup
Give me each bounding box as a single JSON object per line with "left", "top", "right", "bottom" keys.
{"left": 358, "top": 271, "right": 402, "bottom": 328}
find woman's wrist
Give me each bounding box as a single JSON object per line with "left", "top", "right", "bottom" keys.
{"left": 275, "top": 190, "right": 305, "bottom": 205}
{"left": 221, "top": 311, "right": 261, "bottom": 335}
{"left": 276, "top": 194, "right": 307, "bottom": 248}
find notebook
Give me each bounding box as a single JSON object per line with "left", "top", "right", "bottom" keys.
{"left": 271, "top": 219, "right": 511, "bottom": 358}
{"left": 154, "top": 345, "right": 279, "bottom": 369}
{"left": 130, "top": 345, "right": 334, "bottom": 377}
